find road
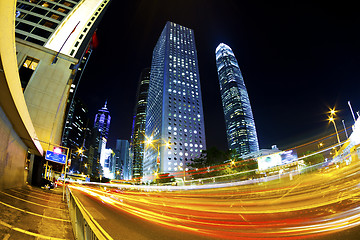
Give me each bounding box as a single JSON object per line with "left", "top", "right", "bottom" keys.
{"left": 70, "top": 159, "right": 360, "bottom": 240}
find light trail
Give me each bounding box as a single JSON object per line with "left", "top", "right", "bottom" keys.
{"left": 70, "top": 156, "right": 360, "bottom": 239}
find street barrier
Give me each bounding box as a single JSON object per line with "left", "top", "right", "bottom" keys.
{"left": 66, "top": 186, "right": 113, "bottom": 240}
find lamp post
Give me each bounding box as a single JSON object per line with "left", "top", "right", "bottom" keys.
{"left": 342, "top": 120, "right": 349, "bottom": 139}
{"left": 348, "top": 101, "right": 357, "bottom": 123}
{"left": 328, "top": 116, "right": 341, "bottom": 144}
{"left": 145, "top": 135, "right": 173, "bottom": 183}
{"left": 62, "top": 147, "right": 82, "bottom": 200}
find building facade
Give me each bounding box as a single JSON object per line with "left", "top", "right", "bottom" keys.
{"left": 12, "top": 0, "right": 111, "bottom": 186}
{"left": 62, "top": 97, "right": 89, "bottom": 173}
{"left": 88, "top": 102, "right": 111, "bottom": 177}
{"left": 129, "top": 68, "right": 150, "bottom": 181}
{"left": 215, "top": 43, "right": 259, "bottom": 155}
{"left": 14, "top": 0, "right": 111, "bottom": 152}
{"left": 94, "top": 101, "right": 111, "bottom": 140}
{"left": 144, "top": 22, "right": 206, "bottom": 180}
{"left": 115, "top": 139, "right": 130, "bottom": 180}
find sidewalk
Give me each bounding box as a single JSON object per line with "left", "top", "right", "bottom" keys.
{"left": 0, "top": 184, "right": 74, "bottom": 240}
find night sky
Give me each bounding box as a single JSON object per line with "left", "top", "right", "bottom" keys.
{"left": 77, "top": 1, "right": 360, "bottom": 151}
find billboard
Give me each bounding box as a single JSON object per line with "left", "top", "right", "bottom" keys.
{"left": 258, "top": 153, "right": 282, "bottom": 171}
{"left": 257, "top": 150, "right": 298, "bottom": 171}
{"left": 280, "top": 150, "right": 298, "bottom": 165}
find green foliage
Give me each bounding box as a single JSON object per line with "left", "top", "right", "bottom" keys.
{"left": 302, "top": 151, "right": 325, "bottom": 165}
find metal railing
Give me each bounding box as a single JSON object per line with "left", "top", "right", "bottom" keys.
{"left": 66, "top": 186, "right": 113, "bottom": 240}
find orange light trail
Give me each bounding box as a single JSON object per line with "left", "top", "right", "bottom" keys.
{"left": 70, "top": 156, "right": 360, "bottom": 239}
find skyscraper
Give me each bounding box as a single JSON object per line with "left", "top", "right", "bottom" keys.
{"left": 88, "top": 101, "right": 111, "bottom": 177}
{"left": 144, "top": 22, "right": 206, "bottom": 180}
{"left": 215, "top": 43, "right": 259, "bottom": 155}
{"left": 62, "top": 97, "right": 89, "bottom": 173}
{"left": 129, "top": 68, "right": 150, "bottom": 181}
{"left": 115, "top": 139, "right": 130, "bottom": 180}
{"left": 94, "top": 101, "right": 111, "bottom": 140}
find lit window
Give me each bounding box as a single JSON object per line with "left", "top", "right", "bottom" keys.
{"left": 19, "top": 56, "right": 39, "bottom": 91}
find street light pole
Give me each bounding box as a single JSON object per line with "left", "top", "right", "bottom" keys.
{"left": 329, "top": 116, "right": 341, "bottom": 144}
{"left": 348, "top": 101, "right": 357, "bottom": 123}
{"left": 342, "top": 120, "right": 349, "bottom": 139}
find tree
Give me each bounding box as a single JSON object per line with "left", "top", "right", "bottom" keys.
{"left": 302, "top": 151, "right": 325, "bottom": 165}
{"left": 188, "top": 146, "right": 227, "bottom": 169}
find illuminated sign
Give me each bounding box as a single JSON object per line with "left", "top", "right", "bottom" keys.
{"left": 257, "top": 150, "right": 298, "bottom": 171}
{"left": 45, "top": 150, "right": 67, "bottom": 164}
{"left": 258, "top": 153, "right": 282, "bottom": 171}
{"left": 280, "top": 150, "right": 298, "bottom": 165}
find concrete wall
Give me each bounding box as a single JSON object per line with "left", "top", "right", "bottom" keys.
{"left": 0, "top": 106, "right": 28, "bottom": 189}
{"left": 16, "top": 39, "right": 77, "bottom": 151}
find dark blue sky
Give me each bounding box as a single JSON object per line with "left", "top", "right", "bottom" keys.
{"left": 78, "top": 1, "right": 360, "bottom": 151}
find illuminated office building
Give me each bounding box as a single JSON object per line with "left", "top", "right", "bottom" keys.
{"left": 94, "top": 101, "right": 111, "bottom": 140}
{"left": 115, "top": 139, "right": 130, "bottom": 180}
{"left": 62, "top": 97, "right": 89, "bottom": 173}
{"left": 14, "top": 0, "right": 111, "bottom": 151}
{"left": 129, "top": 68, "right": 150, "bottom": 180}
{"left": 88, "top": 102, "right": 111, "bottom": 177}
{"left": 215, "top": 43, "right": 259, "bottom": 155}
{"left": 144, "top": 22, "right": 206, "bottom": 180}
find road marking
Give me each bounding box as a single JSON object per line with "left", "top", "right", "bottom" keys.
{"left": 0, "top": 200, "right": 70, "bottom": 222}
{"left": 9, "top": 189, "right": 60, "bottom": 204}
{"left": 0, "top": 219, "right": 67, "bottom": 240}
{"left": 2, "top": 233, "right": 10, "bottom": 240}
{"left": 0, "top": 191, "right": 66, "bottom": 211}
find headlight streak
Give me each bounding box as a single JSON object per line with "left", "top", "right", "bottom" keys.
{"left": 70, "top": 159, "right": 360, "bottom": 239}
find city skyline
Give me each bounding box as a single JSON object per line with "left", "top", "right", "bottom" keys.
{"left": 77, "top": 1, "right": 360, "bottom": 152}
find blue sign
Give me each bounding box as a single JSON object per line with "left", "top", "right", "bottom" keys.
{"left": 45, "top": 150, "right": 67, "bottom": 164}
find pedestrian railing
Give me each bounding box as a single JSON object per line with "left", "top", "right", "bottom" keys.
{"left": 66, "top": 186, "right": 113, "bottom": 240}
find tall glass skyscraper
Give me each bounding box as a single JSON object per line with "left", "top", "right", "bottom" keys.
{"left": 215, "top": 43, "right": 259, "bottom": 155}
{"left": 130, "top": 68, "right": 150, "bottom": 181}
{"left": 94, "top": 101, "right": 111, "bottom": 140}
{"left": 144, "top": 22, "right": 206, "bottom": 180}
{"left": 88, "top": 101, "right": 111, "bottom": 177}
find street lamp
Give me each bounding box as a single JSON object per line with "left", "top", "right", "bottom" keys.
{"left": 329, "top": 108, "right": 337, "bottom": 116}
{"left": 342, "top": 119, "right": 349, "bottom": 139}
{"left": 328, "top": 116, "right": 341, "bottom": 144}
{"left": 145, "top": 135, "right": 172, "bottom": 182}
